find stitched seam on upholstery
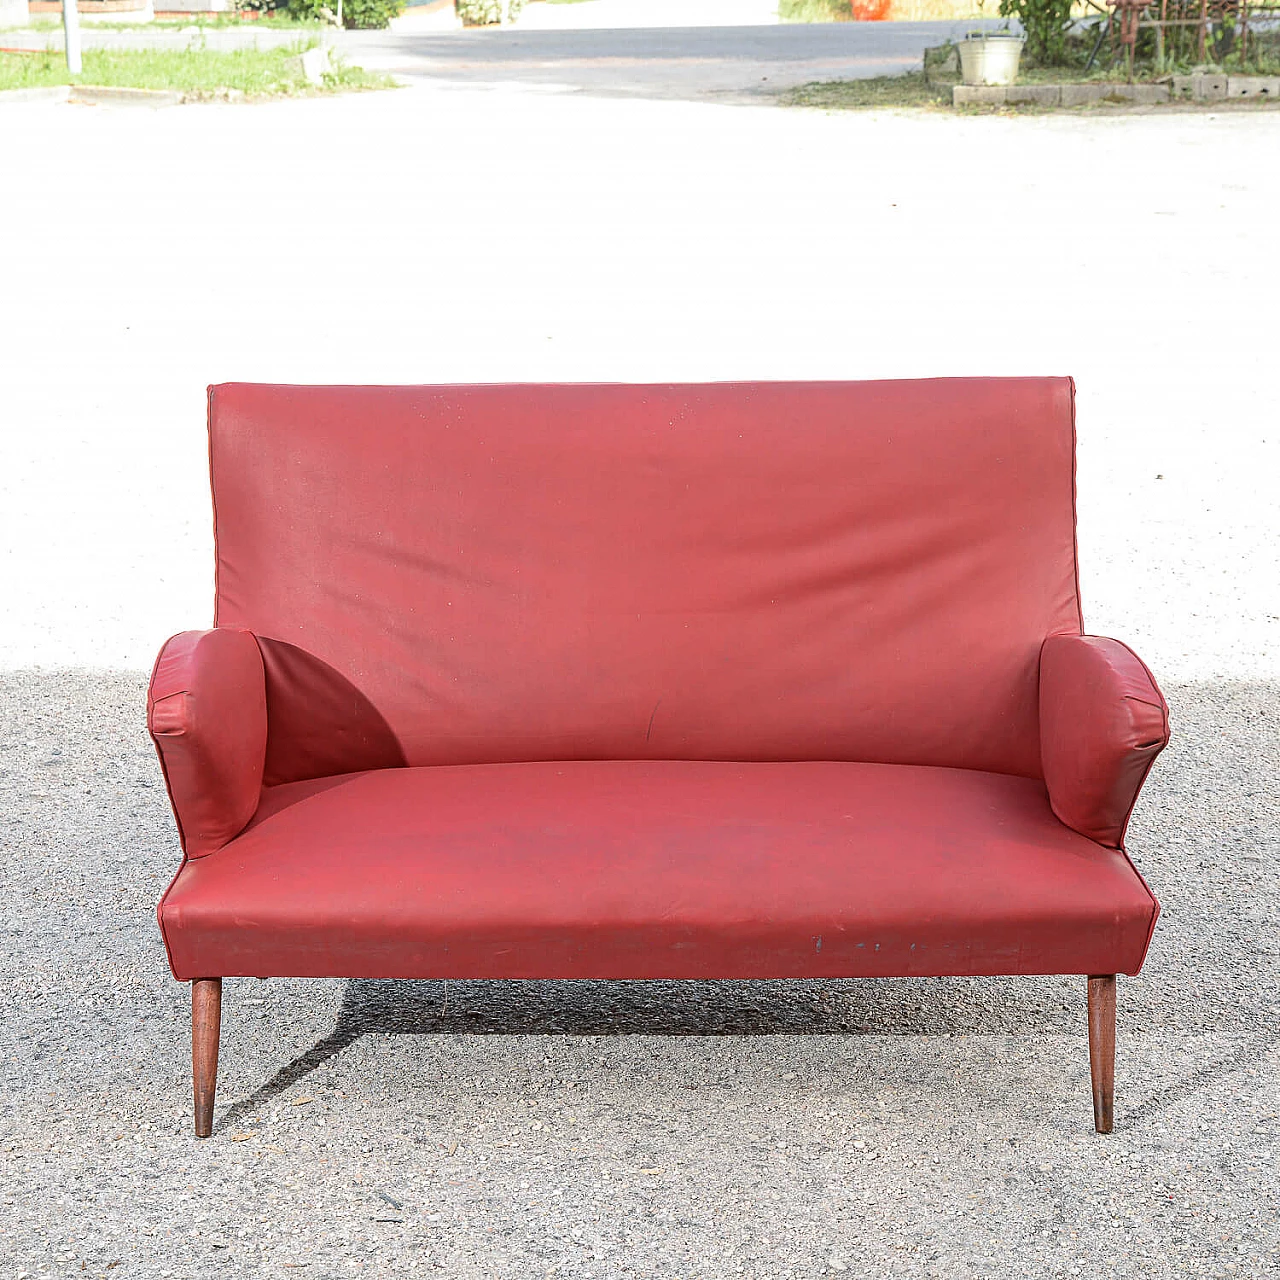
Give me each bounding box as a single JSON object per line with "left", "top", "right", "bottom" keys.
{"left": 148, "top": 636, "right": 190, "bottom": 857}
{"left": 208, "top": 385, "right": 222, "bottom": 629}
{"left": 1110, "top": 638, "right": 1167, "bottom": 972}
{"left": 1104, "top": 637, "right": 1170, "bottom": 718}
{"left": 1107, "top": 636, "right": 1171, "bottom": 848}
{"left": 1118, "top": 841, "right": 1161, "bottom": 975}
{"left": 1067, "top": 377, "right": 1085, "bottom": 634}
{"left": 249, "top": 631, "right": 270, "bottom": 816}
{"left": 155, "top": 857, "right": 188, "bottom": 980}
{"left": 148, "top": 690, "right": 191, "bottom": 736}
{"left": 1124, "top": 694, "right": 1168, "bottom": 749}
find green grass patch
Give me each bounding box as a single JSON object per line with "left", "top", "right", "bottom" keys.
{"left": 0, "top": 51, "right": 73, "bottom": 92}
{"left": 0, "top": 44, "right": 395, "bottom": 97}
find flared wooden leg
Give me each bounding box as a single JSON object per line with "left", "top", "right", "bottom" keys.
{"left": 192, "top": 978, "right": 222, "bottom": 1138}
{"left": 1087, "top": 975, "right": 1116, "bottom": 1134}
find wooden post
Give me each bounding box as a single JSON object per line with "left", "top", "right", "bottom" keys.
{"left": 192, "top": 978, "right": 222, "bottom": 1139}
{"left": 1087, "top": 975, "right": 1116, "bottom": 1134}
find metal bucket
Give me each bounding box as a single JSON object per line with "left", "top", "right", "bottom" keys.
{"left": 958, "top": 35, "right": 1026, "bottom": 87}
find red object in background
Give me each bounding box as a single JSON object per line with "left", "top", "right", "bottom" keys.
{"left": 851, "top": 0, "right": 892, "bottom": 19}
{"left": 150, "top": 377, "right": 1168, "bottom": 988}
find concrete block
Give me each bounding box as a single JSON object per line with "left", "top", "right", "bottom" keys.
{"left": 1006, "top": 84, "right": 1060, "bottom": 105}
{"left": 1061, "top": 84, "right": 1108, "bottom": 106}
{"left": 952, "top": 79, "right": 1171, "bottom": 111}
{"left": 286, "top": 46, "right": 332, "bottom": 87}
{"left": 1062, "top": 83, "right": 1170, "bottom": 105}
{"left": 1191, "top": 73, "right": 1228, "bottom": 100}
{"left": 953, "top": 85, "right": 1007, "bottom": 106}
{"left": 1226, "top": 76, "right": 1280, "bottom": 99}
{"left": 1113, "top": 83, "right": 1170, "bottom": 104}
{"left": 1173, "top": 73, "right": 1227, "bottom": 100}
{"left": 0, "top": 0, "right": 29, "bottom": 26}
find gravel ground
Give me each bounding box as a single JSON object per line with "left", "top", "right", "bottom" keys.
{"left": 0, "top": 673, "right": 1277, "bottom": 1277}
{"left": 2, "top": 75, "right": 1278, "bottom": 1280}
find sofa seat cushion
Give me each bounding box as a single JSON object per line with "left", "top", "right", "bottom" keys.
{"left": 159, "top": 761, "right": 1158, "bottom": 982}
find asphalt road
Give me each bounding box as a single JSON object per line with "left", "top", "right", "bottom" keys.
{"left": 1, "top": 671, "right": 1276, "bottom": 1278}
{"left": 341, "top": 20, "right": 1002, "bottom": 99}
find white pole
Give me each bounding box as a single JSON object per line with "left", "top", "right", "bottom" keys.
{"left": 63, "top": 0, "right": 82, "bottom": 77}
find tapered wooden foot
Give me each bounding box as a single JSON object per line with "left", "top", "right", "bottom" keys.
{"left": 192, "top": 978, "right": 222, "bottom": 1138}
{"left": 1087, "top": 975, "right": 1116, "bottom": 1134}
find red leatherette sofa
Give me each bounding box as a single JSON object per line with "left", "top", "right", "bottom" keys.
{"left": 150, "top": 379, "right": 1169, "bottom": 1137}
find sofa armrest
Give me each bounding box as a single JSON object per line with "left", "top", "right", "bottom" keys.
{"left": 1040, "top": 634, "right": 1170, "bottom": 849}
{"left": 148, "top": 628, "right": 267, "bottom": 859}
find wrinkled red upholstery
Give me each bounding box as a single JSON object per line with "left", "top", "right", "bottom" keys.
{"left": 160, "top": 761, "right": 1158, "bottom": 981}
{"left": 153, "top": 378, "right": 1168, "bottom": 984}
{"left": 148, "top": 628, "right": 266, "bottom": 858}
{"left": 209, "top": 379, "right": 1082, "bottom": 782}
{"left": 1040, "top": 635, "right": 1170, "bottom": 849}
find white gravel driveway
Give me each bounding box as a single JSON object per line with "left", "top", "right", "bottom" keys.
{"left": 0, "top": 81, "right": 1277, "bottom": 1278}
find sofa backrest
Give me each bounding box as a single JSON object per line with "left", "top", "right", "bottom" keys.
{"left": 209, "top": 380, "right": 1082, "bottom": 785}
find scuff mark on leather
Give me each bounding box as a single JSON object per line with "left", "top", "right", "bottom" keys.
{"left": 646, "top": 699, "right": 662, "bottom": 743}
